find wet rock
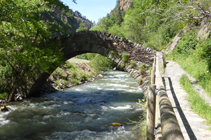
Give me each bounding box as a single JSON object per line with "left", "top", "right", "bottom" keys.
{"left": 1, "top": 106, "right": 9, "bottom": 112}
{"left": 109, "top": 122, "right": 122, "bottom": 127}
{"left": 14, "top": 93, "right": 23, "bottom": 101}
{"left": 98, "top": 74, "right": 103, "bottom": 78}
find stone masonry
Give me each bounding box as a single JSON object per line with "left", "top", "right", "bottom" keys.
{"left": 28, "top": 31, "right": 156, "bottom": 97}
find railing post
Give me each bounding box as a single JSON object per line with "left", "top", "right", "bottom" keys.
{"left": 147, "top": 85, "right": 156, "bottom": 140}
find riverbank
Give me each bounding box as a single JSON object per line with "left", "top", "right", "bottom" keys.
{"left": 0, "top": 70, "right": 145, "bottom": 140}
{"left": 0, "top": 58, "right": 103, "bottom": 104}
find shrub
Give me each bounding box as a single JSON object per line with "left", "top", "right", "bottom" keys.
{"left": 130, "top": 61, "right": 137, "bottom": 68}
{"left": 139, "top": 64, "right": 146, "bottom": 74}
{"left": 55, "top": 80, "right": 62, "bottom": 88}
{"left": 175, "top": 31, "right": 198, "bottom": 54}
{"left": 69, "top": 78, "right": 80, "bottom": 85}
{"left": 109, "top": 51, "right": 115, "bottom": 57}
{"left": 0, "top": 92, "right": 8, "bottom": 99}
{"left": 122, "top": 53, "right": 129, "bottom": 64}
{"left": 55, "top": 69, "right": 61, "bottom": 76}
{"left": 90, "top": 54, "right": 117, "bottom": 72}
{"left": 120, "top": 62, "right": 125, "bottom": 70}
{"left": 194, "top": 39, "right": 211, "bottom": 71}
{"left": 139, "top": 78, "right": 143, "bottom": 85}
{"left": 66, "top": 63, "right": 75, "bottom": 69}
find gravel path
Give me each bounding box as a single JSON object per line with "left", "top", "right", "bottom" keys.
{"left": 164, "top": 60, "right": 211, "bottom": 140}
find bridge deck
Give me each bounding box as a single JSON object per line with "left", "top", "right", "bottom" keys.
{"left": 164, "top": 61, "right": 211, "bottom": 140}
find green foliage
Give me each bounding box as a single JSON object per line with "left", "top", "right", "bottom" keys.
{"left": 167, "top": 48, "right": 211, "bottom": 97}
{"left": 120, "top": 62, "right": 125, "bottom": 70}
{"left": 122, "top": 53, "right": 129, "bottom": 64}
{"left": 76, "top": 54, "right": 88, "bottom": 60}
{"left": 130, "top": 61, "right": 137, "bottom": 68}
{"left": 89, "top": 54, "right": 117, "bottom": 72}
{"left": 193, "top": 39, "right": 211, "bottom": 71}
{"left": 138, "top": 78, "right": 143, "bottom": 85}
{"left": 76, "top": 23, "right": 87, "bottom": 32}
{"left": 69, "top": 78, "right": 80, "bottom": 85}
{"left": 180, "top": 74, "right": 211, "bottom": 124}
{"left": 65, "top": 63, "right": 75, "bottom": 69}
{"left": 90, "top": 0, "right": 183, "bottom": 50}
{"left": 0, "top": 0, "right": 76, "bottom": 98}
{"left": 175, "top": 31, "right": 198, "bottom": 54}
{"left": 0, "top": 92, "right": 8, "bottom": 99}
{"left": 139, "top": 64, "right": 146, "bottom": 74}
{"left": 109, "top": 51, "right": 115, "bottom": 57}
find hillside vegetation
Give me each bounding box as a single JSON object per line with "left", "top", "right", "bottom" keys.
{"left": 90, "top": 0, "right": 211, "bottom": 94}
{"left": 91, "top": 0, "right": 211, "bottom": 50}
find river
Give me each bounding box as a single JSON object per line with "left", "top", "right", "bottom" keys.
{"left": 0, "top": 70, "right": 145, "bottom": 140}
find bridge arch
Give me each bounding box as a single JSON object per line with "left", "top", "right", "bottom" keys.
{"left": 29, "top": 31, "right": 156, "bottom": 97}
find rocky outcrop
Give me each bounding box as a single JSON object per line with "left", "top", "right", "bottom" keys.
{"left": 110, "top": 0, "right": 132, "bottom": 15}
{"left": 197, "top": 18, "right": 211, "bottom": 40}
{"left": 119, "top": 0, "right": 132, "bottom": 11}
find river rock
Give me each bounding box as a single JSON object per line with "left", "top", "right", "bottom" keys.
{"left": 1, "top": 106, "right": 9, "bottom": 112}
{"left": 98, "top": 74, "right": 103, "bottom": 78}
{"left": 109, "top": 122, "right": 122, "bottom": 127}
{"left": 14, "top": 93, "right": 23, "bottom": 101}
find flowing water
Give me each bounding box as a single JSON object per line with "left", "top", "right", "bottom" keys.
{"left": 0, "top": 70, "right": 145, "bottom": 140}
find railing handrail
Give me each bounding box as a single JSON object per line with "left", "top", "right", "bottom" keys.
{"left": 147, "top": 52, "right": 184, "bottom": 140}
{"left": 156, "top": 52, "right": 184, "bottom": 140}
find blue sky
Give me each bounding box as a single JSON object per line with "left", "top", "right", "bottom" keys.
{"left": 61, "top": 0, "right": 117, "bottom": 23}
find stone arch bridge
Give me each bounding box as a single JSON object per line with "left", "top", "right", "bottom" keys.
{"left": 29, "top": 31, "right": 156, "bottom": 97}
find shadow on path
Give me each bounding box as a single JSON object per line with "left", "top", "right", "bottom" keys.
{"left": 167, "top": 77, "right": 197, "bottom": 140}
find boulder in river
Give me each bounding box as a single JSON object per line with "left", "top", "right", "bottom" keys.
{"left": 98, "top": 74, "right": 103, "bottom": 78}
{"left": 1, "top": 106, "right": 9, "bottom": 112}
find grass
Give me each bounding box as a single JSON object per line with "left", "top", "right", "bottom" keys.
{"left": 122, "top": 53, "right": 129, "bottom": 64}
{"left": 130, "top": 61, "right": 137, "bottom": 68}
{"left": 166, "top": 53, "right": 211, "bottom": 97}
{"left": 139, "top": 64, "right": 146, "bottom": 74}
{"left": 138, "top": 78, "right": 143, "bottom": 85}
{"left": 180, "top": 75, "right": 211, "bottom": 124}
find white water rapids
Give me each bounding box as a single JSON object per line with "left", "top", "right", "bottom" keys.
{"left": 0, "top": 70, "right": 145, "bottom": 140}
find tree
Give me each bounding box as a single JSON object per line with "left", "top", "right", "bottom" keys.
{"left": 0, "top": 0, "right": 67, "bottom": 101}
{"left": 76, "top": 23, "right": 87, "bottom": 32}
{"left": 179, "top": 0, "right": 211, "bottom": 20}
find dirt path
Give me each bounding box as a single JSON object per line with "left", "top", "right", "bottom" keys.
{"left": 164, "top": 60, "right": 211, "bottom": 140}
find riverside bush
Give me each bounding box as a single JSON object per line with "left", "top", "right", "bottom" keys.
{"left": 90, "top": 54, "right": 117, "bottom": 72}
{"left": 130, "top": 61, "right": 137, "bottom": 68}
{"left": 139, "top": 64, "right": 146, "bottom": 74}
{"left": 0, "top": 92, "right": 8, "bottom": 99}
{"left": 122, "top": 53, "right": 129, "bottom": 64}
